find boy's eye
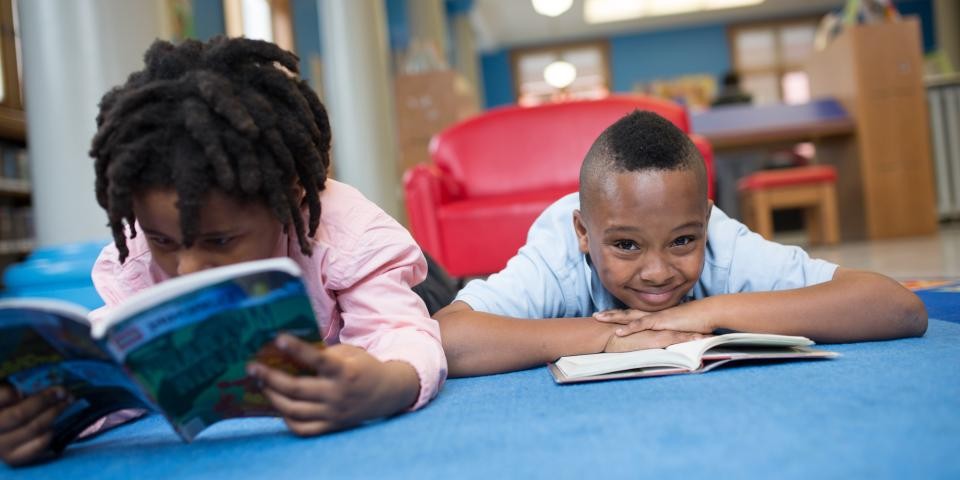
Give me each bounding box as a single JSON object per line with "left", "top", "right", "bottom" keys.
{"left": 613, "top": 240, "right": 640, "bottom": 251}
{"left": 671, "top": 235, "right": 696, "bottom": 247}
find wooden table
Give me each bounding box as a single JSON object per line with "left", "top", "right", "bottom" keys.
{"left": 692, "top": 99, "right": 855, "bottom": 222}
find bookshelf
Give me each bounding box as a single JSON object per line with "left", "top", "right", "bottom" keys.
{"left": 805, "top": 17, "right": 938, "bottom": 239}
{"left": 0, "top": 0, "right": 31, "bottom": 281}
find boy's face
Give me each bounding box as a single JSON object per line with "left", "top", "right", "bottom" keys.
{"left": 133, "top": 188, "right": 284, "bottom": 277}
{"left": 573, "top": 169, "right": 710, "bottom": 312}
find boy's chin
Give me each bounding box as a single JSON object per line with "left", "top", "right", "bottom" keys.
{"left": 617, "top": 296, "right": 683, "bottom": 313}
{"left": 614, "top": 286, "right": 693, "bottom": 312}
{"left": 629, "top": 301, "right": 681, "bottom": 313}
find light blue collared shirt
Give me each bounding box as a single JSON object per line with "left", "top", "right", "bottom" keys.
{"left": 456, "top": 193, "right": 838, "bottom": 318}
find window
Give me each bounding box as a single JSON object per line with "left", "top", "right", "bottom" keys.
{"left": 511, "top": 41, "right": 611, "bottom": 107}
{"left": 729, "top": 18, "right": 819, "bottom": 105}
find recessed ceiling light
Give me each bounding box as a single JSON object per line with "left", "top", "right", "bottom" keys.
{"left": 584, "top": 0, "right": 765, "bottom": 24}
{"left": 532, "top": 0, "right": 574, "bottom": 17}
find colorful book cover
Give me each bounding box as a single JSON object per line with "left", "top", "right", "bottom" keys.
{"left": 102, "top": 268, "right": 321, "bottom": 441}
{"left": 0, "top": 258, "right": 322, "bottom": 445}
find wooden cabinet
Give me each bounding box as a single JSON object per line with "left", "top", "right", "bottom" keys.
{"left": 806, "top": 17, "right": 938, "bottom": 239}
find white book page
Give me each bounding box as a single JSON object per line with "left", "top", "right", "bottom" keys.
{"left": 0, "top": 298, "right": 91, "bottom": 326}
{"left": 665, "top": 333, "right": 813, "bottom": 364}
{"left": 555, "top": 348, "right": 699, "bottom": 379}
{"left": 92, "top": 257, "right": 302, "bottom": 338}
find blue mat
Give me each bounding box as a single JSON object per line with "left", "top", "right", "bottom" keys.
{"left": 916, "top": 287, "right": 960, "bottom": 325}
{"left": 6, "top": 318, "right": 959, "bottom": 479}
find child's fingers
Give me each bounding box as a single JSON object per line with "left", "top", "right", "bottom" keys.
{"left": 0, "top": 384, "right": 20, "bottom": 409}
{"left": 274, "top": 334, "right": 341, "bottom": 377}
{"left": 261, "top": 387, "right": 334, "bottom": 422}
{"left": 0, "top": 388, "right": 65, "bottom": 434}
{"left": 615, "top": 316, "right": 660, "bottom": 336}
{"left": 283, "top": 418, "right": 340, "bottom": 438}
{"left": 666, "top": 331, "right": 708, "bottom": 345}
{"left": 0, "top": 399, "right": 67, "bottom": 452}
{"left": 247, "top": 362, "right": 336, "bottom": 402}
{"left": 1, "top": 430, "right": 54, "bottom": 467}
{"left": 594, "top": 309, "right": 651, "bottom": 325}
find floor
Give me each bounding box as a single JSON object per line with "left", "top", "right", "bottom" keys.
{"left": 776, "top": 221, "right": 960, "bottom": 279}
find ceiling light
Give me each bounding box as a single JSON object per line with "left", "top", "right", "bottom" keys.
{"left": 532, "top": 0, "right": 573, "bottom": 17}
{"left": 544, "top": 60, "right": 577, "bottom": 89}
{"left": 584, "top": 0, "right": 765, "bottom": 24}
{"left": 584, "top": 0, "right": 643, "bottom": 24}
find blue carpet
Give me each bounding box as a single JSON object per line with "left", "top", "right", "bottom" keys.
{"left": 915, "top": 285, "right": 960, "bottom": 324}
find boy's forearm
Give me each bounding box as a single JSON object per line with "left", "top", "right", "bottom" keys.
{"left": 703, "top": 268, "right": 927, "bottom": 343}
{"left": 435, "top": 302, "right": 614, "bottom": 377}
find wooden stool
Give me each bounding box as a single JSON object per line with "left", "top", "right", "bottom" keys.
{"left": 738, "top": 165, "right": 840, "bottom": 245}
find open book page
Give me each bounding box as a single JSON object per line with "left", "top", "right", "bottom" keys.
{"left": 0, "top": 299, "right": 151, "bottom": 451}
{"left": 94, "top": 260, "right": 322, "bottom": 441}
{"left": 665, "top": 333, "right": 814, "bottom": 365}
{"left": 551, "top": 333, "right": 819, "bottom": 382}
{"left": 553, "top": 349, "right": 699, "bottom": 379}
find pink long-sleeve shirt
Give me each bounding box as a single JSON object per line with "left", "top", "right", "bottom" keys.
{"left": 86, "top": 180, "right": 446, "bottom": 436}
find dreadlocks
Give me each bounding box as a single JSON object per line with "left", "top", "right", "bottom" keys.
{"left": 90, "top": 36, "right": 331, "bottom": 263}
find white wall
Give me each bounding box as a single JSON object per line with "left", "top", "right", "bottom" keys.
{"left": 18, "top": 0, "right": 162, "bottom": 246}
{"left": 319, "top": 0, "right": 402, "bottom": 219}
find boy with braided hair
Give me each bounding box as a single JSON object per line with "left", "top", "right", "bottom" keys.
{"left": 0, "top": 36, "right": 447, "bottom": 466}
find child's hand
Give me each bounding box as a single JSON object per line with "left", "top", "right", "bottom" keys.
{"left": 246, "top": 334, "right": 420, "bottom": 437}
{"left": 0, "top": 384, "right": 71, "bottom": 467}
{"left": 594, "top": 303, "right": 714, "bottom": 337}
{"left": 603, "top": 329, "right": 707, "bottom": 353}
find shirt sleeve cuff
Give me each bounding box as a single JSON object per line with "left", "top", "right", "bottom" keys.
{"left": 453, "top": 292, "right": 491, "bottom": 314}
{"left": 810, "top": 259, "right": 840, "bottom": 286}
{"left": 365, "top": 333, "right": 448, "bottom": 411}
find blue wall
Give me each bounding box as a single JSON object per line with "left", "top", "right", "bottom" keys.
{"left": 192, "top": 0, "right": 225, "bottom": 41}
{"left": 895, "top": 0, "right": 936, "bottom": 52}
{"left": 609, "top": 24, "right": 730, "bottom": 93}
{"left": 480, "top": 50, "right": 514, "bottom": 109}
{"left": 480, "top": 22, "right": 732, "bottom": 109}
{"left": 385, "top": 0, "right": 410, "bottom": 52}
{"left": 480, "top": 0, "right": 938, "bottom": 109}
{"left": 291, "top": 0, "right": 323, "bottom": 83}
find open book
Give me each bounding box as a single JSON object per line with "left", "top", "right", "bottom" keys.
{"left": 0, "top": 257, "right": 322, "bottom": 449}
{"left": 548, "top": 333, "right": 838, "bottom": 384}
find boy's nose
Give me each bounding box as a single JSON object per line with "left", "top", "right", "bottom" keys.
{"left": 638, "top": 253, "right": 673, "bottom": 285}
{"left": 176, "top": 250, "right": 213, "bottom": 276}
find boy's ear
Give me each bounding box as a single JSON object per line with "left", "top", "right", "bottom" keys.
{"left": 572, "top": 210, "right": 590, "bottom": 254}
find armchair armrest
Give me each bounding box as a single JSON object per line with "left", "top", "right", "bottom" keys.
{"left": 403, "top": 164, "right": 446, "bottom": 262}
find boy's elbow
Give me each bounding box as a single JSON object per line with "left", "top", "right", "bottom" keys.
{"left": 902, "top": 291, "right": 927, "bottom": 337}
{"left": 886, "top": 275, "right": 927, "bottom": 338}
{"left": 433, "top": 302, "right": 475, "bottom": 377}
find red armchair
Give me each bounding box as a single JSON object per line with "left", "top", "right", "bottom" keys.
{"left": 403, "top": 95, "right": 715, "bottom": 277}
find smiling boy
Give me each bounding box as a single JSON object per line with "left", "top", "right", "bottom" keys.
{"left": 436, "top": 110, "right": 926, "bottom": 377}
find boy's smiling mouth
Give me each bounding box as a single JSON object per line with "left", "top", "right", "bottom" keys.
{"left": 626, "top": 285, "right": 681, "bottom": 308}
